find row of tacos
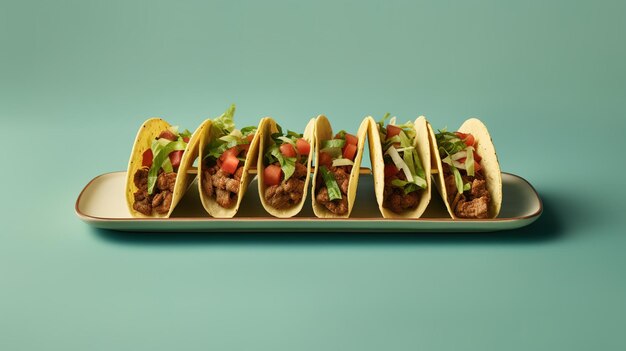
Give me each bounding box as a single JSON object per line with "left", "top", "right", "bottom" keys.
{"left": 125, "top": 106, "right": 502, "bottom": 219}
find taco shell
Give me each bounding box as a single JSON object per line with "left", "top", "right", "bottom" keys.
{"left": 125, "top": 118, "right": 203, "bottom": 218}
{"left": 311, "top": 116, "right": 369, "bottom": 218}
{"left": 197, "top": 118, "right": 263, "bottom": 218}
{"left": 368, "top": 115, "right": 434, "bottom": 219}
{"left": 257, "top": 117, "right": 315, "bottom": 218}
{"left": 431, "top": 118, "right": 502, "bottom": 219}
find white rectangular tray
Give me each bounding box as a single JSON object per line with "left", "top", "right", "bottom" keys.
{"left": 75, "top": 170, "right": 542, "bottom": 232}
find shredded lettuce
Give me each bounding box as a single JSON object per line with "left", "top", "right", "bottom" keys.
{"left": 264, "top": 125, "right": 305, "bottom": 179}
{"left": 203, "top": 104, "right": 256, "bottom": 162}
{"left": 378, "top": 113, "right": 426, "bottom": 194}
{"left": 320, "top": 166, "right": 342, "bottom": 201}
{"left": 147, "top": 140, "right": 186, "bottom": 194}
{"left": 266, "top": 144, "right": 296, "bottom": 181}
{"left": 211, "top": 104, "right": 236, "bottom": 139}
{"left": 321, "top": 139, "right": 345, "bottom": 149}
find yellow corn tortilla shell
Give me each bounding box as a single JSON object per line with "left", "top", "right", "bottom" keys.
{"left": 125, "top": 118, "right": 204, "bottom": 218}
{"left": 311, "top": 116, "right": 369, "bottom": 218}
{"left": 367, "top": 116, "right": 433, "bottom": 219}
{"left": 431, "top": 118, "right": 502, "bottom": 219}
{"left": 197, "top": 118, "right": 263, "bottom": 218}
{"left": 257, "top": 117, "right": 315, "bottom": 218}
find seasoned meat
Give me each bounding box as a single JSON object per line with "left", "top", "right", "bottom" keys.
{"left": 131, "top": 166, "right": 175, "bottom": 216}
{"left": 470, "top": 179, "right": 489, "bottom": 199}
{"left": 315, "top": 166, "right": 350, "bottom": 215}
{"left": 455, "top": 196, "right": 489, "bottom": 219}
{"left": 382, "top": 185, "right": 419, "bottom": 213}
{"left": 211, "top": 169, "right": 241, "bottom": 193}
{"left": 442, "top": 165, "right": 490, "bottom": 218}
{"left": 153, "top": 192, "right": 173, "bottom": 214}
{"left": 293, "top": 162, "right": 308, "bottom": 179}
{"left": 133, "top": 167, "right": 149, "bottom": 189}
{"left": 264, "top": 178, "right": 305, "bottom": 209}
{"left": 157, "top": 172, "right": 177, "bottom": 192}
{"left": 444, "top": 174, "right": 458, "bottom": 199}
{"left": 315, "top": 187, "right": 348, "bottom": 215}
{"left": 202, "top": 162, "right": 243, "bottom": 208}
{"left": 216, "top": 188, "right": 236, "bottom": 208}
{"left": 234, "top": 166, "right": 244, "bottom": 181}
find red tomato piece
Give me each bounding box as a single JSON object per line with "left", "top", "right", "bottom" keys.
{"left": 169, "top": 150, "right": 184, "bottom": 169}
{"left": 455, "top": 132, "right": 475, "bottom": 147}
{"left": 474, "top": 161, "right": 482, "bottom": 172}
{"left": 183, "top": 137, "right": 190, "bottom": 143}
{"left": 221, "top": 155, "right": 240, "bottom": 175}
{"left": 246, "top": 134, "right": 255, "bottom": 143}
{"left": 386, "top": 125, "right": 402, "bottom": 139}
{"left": 280, "top": 143, "right": 297, "bottom": 158}
{"left": 263, "top": 165, "right": 283, "bottom": 186}
{"left": 342, "top": 143, "right": 357, "bottom": 161}
{"left": 220, "top": 146, "right": 240, "bottom": 161}
{"left": 296, "top": 138, "right": 310, "bottom": 156}
{"left": 142, "top": 149, "right": 153, "bottom": 168}
{"left": 159, "top": 130, "right": 178, "bottom": 141}
{"left": 318, "top": 152, "right": 332, "bottom": 167}
{"left": 384, "top": 163, "right": 398, "bottom": 178}
{"left": 344, "top": 133, "right": 358, "bottom": 146}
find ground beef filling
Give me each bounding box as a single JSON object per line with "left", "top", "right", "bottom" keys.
{"left": 315, "top": 165, "right": 351, "bottom": 215}
{"left": 442, "top": 164, "right": 490, "bottom": 219}
{"left": 382, "top": 169, "right": 420, "bottom": 213}
{"left": 264, "top": 162, "right": 307, "bottom": 209}
{"left": 201, "top": 163, "right": 244, "bottom": 209}
{"left": 132, "top": 167, "right": 177, "bottom": 216}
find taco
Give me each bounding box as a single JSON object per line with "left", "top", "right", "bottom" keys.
{"left": 198, "top": 104, "right": 261, "bottom": 218}
{"left": 368, "top": 114, "right": 433, "bottom": 218}
{"left": 125, "top": 119, "right": 202, "bottom": 218}
{"left": 257, "top": 118, "right": 315, "bottom": 218}
{"left": 432, "top": 118, "right": 502, "bottom": 219}
{"left": 311, "top": 116, "right": 368, "bottom": 218}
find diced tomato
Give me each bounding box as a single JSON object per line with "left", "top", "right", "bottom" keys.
{"left": 384, "top": 163, "right": 398, "bottom": 178}
{"left": 183, "top": 137, "right": 190, "bottom": 143}
{"left": 455, "top": 132, "right": 475, "bottom": 147}
{"left": 220, "top": 146, "right": 240, "bottom": 161}
{"left": 474, "top": 161, "right": 482, "bottom": 172}
{"left": 318, "top": 152, "right": 332, "bottom": 167}
{"left": 280, "top": 143, "right": 297, "bottom": 158}
{"left": 342, "top": 143, "right": 357, "bottom": 161}
{"left": 344, "top": 133, "right": 358, "bottom": 146}
{"left": 246, "top": 134, "right": 255, "bottom": 143}
{"left": 263, "top": 164, "right": 283, "bottom": 186}
{"left": 386, "top": 125, "right": 402, "bottom": 139}
{"left": 142, "top": 149, "right": 153, "bottom": 168}
{"left": 459, "top": 158, "right": 482, "bottom": 173}
{"left": 296, "top": 138, "right": 310, "bottom": 156}
{"left": 221, "top": 155, "right": 240, "bottom": 175}
{"left": 169, "top": 150, "right": 184, "bottom": 169}
{"left": 159, "top": 130, "right": 177, "bottom": 141}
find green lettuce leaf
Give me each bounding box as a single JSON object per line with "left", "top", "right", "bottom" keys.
{"left": 320, "top": 166, "right": 342, "bottom": 201}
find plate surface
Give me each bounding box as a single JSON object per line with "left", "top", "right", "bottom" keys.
{"left": 75, "top": 172, "right": 541, "bottom": 232}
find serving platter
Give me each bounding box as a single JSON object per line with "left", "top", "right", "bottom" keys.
{"left": 75, "top": 169, "right": 542, "bottom": 232}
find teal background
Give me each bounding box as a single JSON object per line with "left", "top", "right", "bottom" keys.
{"left": 2, "top": 0, "right": 625, "bottom": 350}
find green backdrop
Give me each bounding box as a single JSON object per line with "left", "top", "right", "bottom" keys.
{"left": 1, "top": 1, "right": 625, "bottom": 350}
